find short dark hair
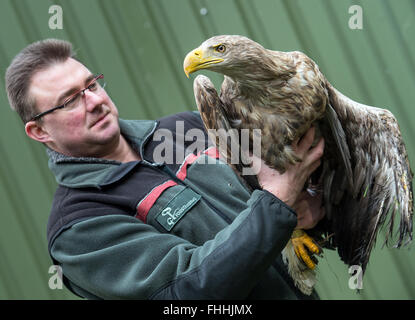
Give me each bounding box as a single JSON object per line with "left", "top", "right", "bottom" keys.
{"left": 5, "top": 38, "right": 75, "bottom": 123}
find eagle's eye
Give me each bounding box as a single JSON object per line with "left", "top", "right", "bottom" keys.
{"left": 215, "top": 44, "right": 226, "bottom": 53}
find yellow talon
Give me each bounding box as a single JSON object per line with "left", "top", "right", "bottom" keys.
{"left": 291, "top": 229, "right": 321, "bottom": 270}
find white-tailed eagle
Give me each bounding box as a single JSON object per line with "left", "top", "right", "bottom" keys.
{"left": 183, "top": 35, "right": 413, "bottom": 295}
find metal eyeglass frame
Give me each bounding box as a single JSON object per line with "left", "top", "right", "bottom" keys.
{"left": 29, "top": 73, "right": 105, "bottom": 122}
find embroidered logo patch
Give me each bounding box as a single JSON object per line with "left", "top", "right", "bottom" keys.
{"left": 156, "top": 187, "right": 201, "bottom": 231}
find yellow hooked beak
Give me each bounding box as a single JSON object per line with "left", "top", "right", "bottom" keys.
{"left": 183, "top": 47, "right": 224, "bottom": 78}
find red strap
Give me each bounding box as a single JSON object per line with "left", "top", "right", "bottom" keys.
{"left": 136, "top": 147, "right": 219, "bottom": 222}
{"left": 136, "top": 180, "right": 177, "bottom": 222}
{"left": 176, "top": 147, "right": 220, "bottom": 181}
{"left": 204, "top": 146, "right": 220, "bottom": 159}
{"left": 176, "top": 153, "right": 199, "bottom": 180}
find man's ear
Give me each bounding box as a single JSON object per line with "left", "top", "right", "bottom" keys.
{"left": 25, "top": 121, "right": 52, "bottom": 143}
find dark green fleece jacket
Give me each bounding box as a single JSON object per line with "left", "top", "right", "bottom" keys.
{"left": 46, "top": 111, "right": 318, "bottom": 299}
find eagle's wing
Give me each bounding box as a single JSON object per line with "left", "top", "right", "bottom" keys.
{"left": 193, "top": 74, "right": 260, "bottom": 189}
{"left": 193, "top": 75, "right": 235, "bottom": 159}
{"left": 326, "top": 83, "right": 413, "bottom": 270}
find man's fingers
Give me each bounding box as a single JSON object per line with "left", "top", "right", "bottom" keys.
{"left": 308, "top": 159, "right": 322, "bottom": 175}
{"left": 310, "top": 137, "right": 325, "bottom": 158}
{"left": 296, "top": 126, "right": 316, "bottom": 154}
{"left": 304, "top": 137, "right": 324, "bottom": 166}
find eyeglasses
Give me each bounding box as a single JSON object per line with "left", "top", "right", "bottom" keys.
{"left": 29, "top": 73, "right": 106, "bottom": 122}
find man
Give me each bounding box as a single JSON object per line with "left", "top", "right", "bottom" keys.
{"left": 6, "top": 39, "right": 324, "bottom": 299}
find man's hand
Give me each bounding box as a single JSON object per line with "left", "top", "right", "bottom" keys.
{"left": 293, "top": 191, "right": 325, "bottom": 229}
{"left": 254, "top": 126, "right": 325, "bottom": 208}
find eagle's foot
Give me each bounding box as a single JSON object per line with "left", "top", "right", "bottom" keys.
{"left": 282, "top": 230, "right": 322, "bottom": 295}
{"left": 291, "top": 229, "right": 321, "bottom": 270}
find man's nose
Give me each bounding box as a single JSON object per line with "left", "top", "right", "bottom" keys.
{"left": 83, "top": 89, "right": 105, "bottom": 112}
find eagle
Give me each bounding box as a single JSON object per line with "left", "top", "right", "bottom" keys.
{"left": 183, "top": 35, "right": 413, "bottom": 295}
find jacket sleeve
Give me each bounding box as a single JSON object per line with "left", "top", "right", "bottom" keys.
{"left": 50, "top": 189, "right": 297, "bottom": 299}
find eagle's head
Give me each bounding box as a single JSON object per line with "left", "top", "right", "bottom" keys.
{"left": 183, "top": 35, "right": 275, "bottom": 80}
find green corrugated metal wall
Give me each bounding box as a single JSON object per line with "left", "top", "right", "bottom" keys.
{"left": 0, "top": 0, "right": 414, "bottom": 300}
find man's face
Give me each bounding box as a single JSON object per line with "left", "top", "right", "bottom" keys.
{"left": 27, "top": 58, "right": 121, "bottom": 158}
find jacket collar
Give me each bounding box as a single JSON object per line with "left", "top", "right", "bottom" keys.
{"left": 47, "top": 119, "right": 157, "bottom": 189}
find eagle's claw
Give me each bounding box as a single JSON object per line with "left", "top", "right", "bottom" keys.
{"left": 291, "top": 229, "right": 321, "bottom": 270}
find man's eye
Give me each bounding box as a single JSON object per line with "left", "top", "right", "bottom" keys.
{"left": 87, "top": 81, "right": 98, "bottom": 91}
{"left": 64, "top": 93, "right": 80, "bottom": 108}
